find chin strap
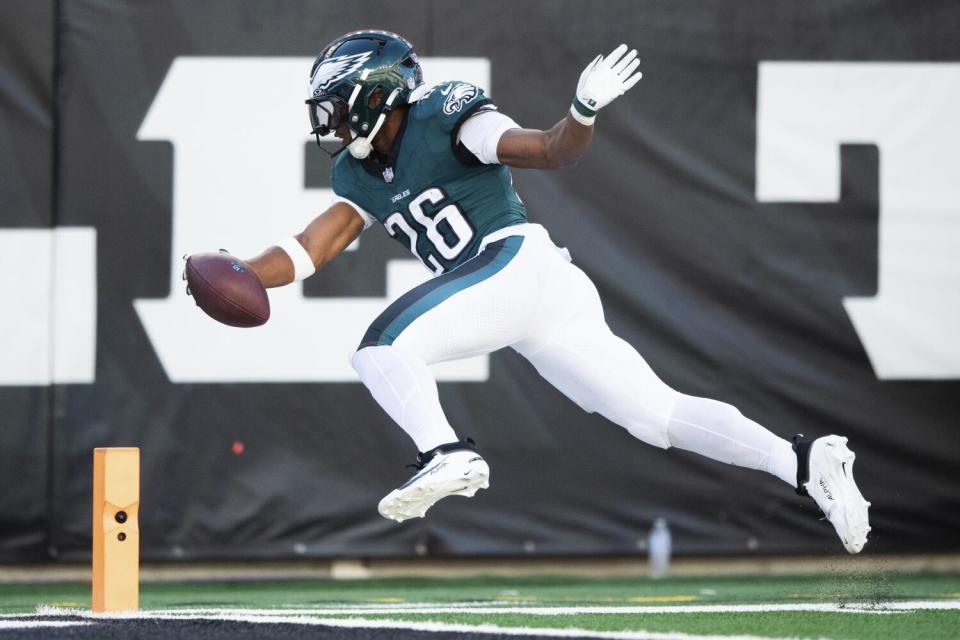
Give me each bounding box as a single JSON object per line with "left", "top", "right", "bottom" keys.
{"left": 347, "top": 135, "right": 374, "bottom": 159}
{"left": 348, "top": 87, "right": 403, "bottom": 159}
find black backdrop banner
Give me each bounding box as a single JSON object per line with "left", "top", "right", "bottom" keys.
{"left": 2, "top": 0, "right": 959, "bottom": 561}
{"left": 0, "top": 0, "right": 55, "bottom": 562}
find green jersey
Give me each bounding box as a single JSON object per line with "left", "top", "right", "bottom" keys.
{"left": 331, "top": 81, "right": 527, "bottom": 274}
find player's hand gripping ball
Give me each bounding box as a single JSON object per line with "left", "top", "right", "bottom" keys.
{"left": 183, "top": 251, "right": 270, "bottom": 327}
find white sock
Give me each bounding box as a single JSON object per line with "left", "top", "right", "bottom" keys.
{"left": 666, "top": 395, "right": 797, "bottom": 487}
{"left": 351, "top": 345, "right": 458, "bottom": 452}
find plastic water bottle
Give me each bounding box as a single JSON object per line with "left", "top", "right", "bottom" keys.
{"left": 648, "top": 518, "right": 672, "bottom": 578}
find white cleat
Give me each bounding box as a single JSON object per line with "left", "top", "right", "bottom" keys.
{"left": 378, "top": 449, "right": 490, "bottom": 523}
{"left": 799, "top": 435, "right": 871, "bottom": 554}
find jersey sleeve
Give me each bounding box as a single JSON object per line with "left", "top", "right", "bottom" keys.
{"left": 332, "top": 195, "right": 376, "bottom": 229}
{"left": 457, "top": 109, "right": 521, "bottom": 164}
{"left": 330, "top": 160, "right": 376, "bottom": 229}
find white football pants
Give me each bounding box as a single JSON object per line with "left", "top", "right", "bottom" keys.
{"left": 352, "top": 224, "right": 797, "bottom": 487}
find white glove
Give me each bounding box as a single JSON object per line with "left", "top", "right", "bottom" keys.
{"left": 571, "top": 44, "right": 643, "bottom": 126}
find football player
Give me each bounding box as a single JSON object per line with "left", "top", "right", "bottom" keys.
{"left": 240, "top": 30, "right": 870, "bottom": 553}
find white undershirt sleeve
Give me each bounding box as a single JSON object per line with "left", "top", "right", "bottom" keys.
{"left": 332, "top": 195, "right": 376, "bottom": 229}
{"left": 457, "top": 109, "right": 521, "bottom": 165}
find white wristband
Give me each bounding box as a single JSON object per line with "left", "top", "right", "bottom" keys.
{"left": 276, "top": 236, "right": 316, "bottom": 282}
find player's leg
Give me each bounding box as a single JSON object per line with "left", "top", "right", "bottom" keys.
{"left": 352, "top": 236, "right": 535, "bottom": 450}
{"left": 515, "top": 260, "right": 869, "bottom": 551}
{"left": 515, "top": 307, "right": 798, "bottom": 486}
{"left": 352, "top": 236, "right": 537, "bottom": 521}
{"left": 351, "top": 342, "right": 456, "bottom": 453}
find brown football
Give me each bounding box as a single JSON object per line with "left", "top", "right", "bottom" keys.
{"left": 185, "top": 252, "right": 270, "bottom": 327}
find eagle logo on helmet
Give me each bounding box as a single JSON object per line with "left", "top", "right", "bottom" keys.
{"left": 310, "top": 51, "right": 374, "bottom": 96}
{"left": 442, "top": 83, "right": 479, "bottom": 115}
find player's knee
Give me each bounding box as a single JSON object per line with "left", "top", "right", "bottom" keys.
{"left": 350, "top": 344, "right": 377, "bottom": 379}
{"left": 351, "top": 343, "right": 415, "bottom": 381}
{"left": 617, "top": 415, "right": 671, "bottom": 450}
{"left": 635, "top": 384, "right": 681, "bottom": 449}
{"left": 601, "top": 385, "right": 679, "bottom": 450}
{"left": 665, "top": 394, "right": 744, "bottom": 449}
{"left": 645, "top": 412, "right": 675, "bottom": 450}
{"left": 671, "top": 395, "right": 743, "bottom": 428}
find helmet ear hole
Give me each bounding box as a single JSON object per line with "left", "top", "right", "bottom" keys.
{"left": 367, "top": 87, "right": 384, "bottom": 110}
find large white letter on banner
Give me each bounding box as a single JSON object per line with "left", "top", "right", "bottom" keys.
{"left": 757, "top": 62, "right": 960, "bottom": 379}
{"left": 0, "top": 228, "right": 96, "bottom": 385}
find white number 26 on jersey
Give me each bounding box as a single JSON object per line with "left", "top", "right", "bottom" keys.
{"left": 385, "top": 187, "right": 475, "bottom": 274}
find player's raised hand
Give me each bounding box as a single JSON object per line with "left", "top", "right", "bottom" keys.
{"left": 570, "top": 44, "right": 643, "bottom": 126}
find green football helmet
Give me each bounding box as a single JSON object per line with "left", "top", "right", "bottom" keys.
{"left": 306, "top": 30, "right": 423, "bottom": 159}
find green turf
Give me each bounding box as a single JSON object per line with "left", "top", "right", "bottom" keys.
{"left": 1, "top": 572, "right": 958, "bottom": 639}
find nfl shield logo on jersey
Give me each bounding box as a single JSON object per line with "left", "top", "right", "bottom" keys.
{"left": 382, "top": 166, "right": 395, "bottom": 183}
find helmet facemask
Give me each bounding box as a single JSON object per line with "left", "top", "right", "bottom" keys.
{"left": 307, "top": 96, "right": 349, "bottom": 140}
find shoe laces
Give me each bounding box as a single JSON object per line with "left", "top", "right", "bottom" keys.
{"left": 407, "top": 438, "right": 476, "bottom": 470}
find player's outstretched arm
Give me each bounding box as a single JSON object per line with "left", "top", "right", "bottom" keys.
{"left": 496, "top": 44, "right": 642, "bottom": 170}
{"left": 245, "top": 201, "right": 364, "bottom": 288}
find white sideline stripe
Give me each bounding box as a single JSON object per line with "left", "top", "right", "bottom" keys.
{"left": 126, "top": 599, "right": 960, "bottom": 616}
{"left": 16, "top": 599, "right": 960, "bottom": 620}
